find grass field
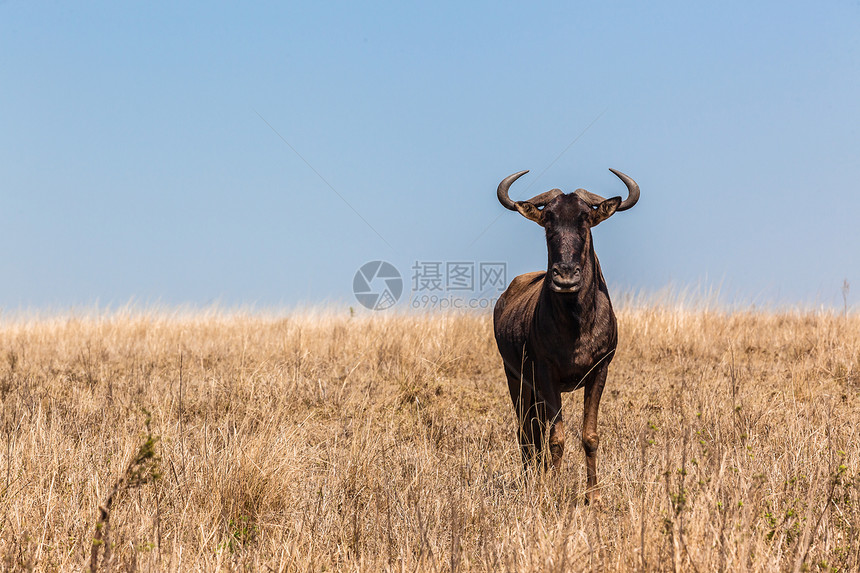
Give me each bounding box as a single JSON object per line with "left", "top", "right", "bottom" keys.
{"left": 1, "top": 306, "right": 858, "bottom": 571}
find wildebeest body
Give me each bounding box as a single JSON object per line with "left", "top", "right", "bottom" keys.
{"left": 495, "top": 270, "right": 617, "bottom": 392}
{"left": 492, "top": 168, "right": 639, "bottom": 502}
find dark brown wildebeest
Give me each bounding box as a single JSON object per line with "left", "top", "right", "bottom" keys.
{"left": 493, "top": 168, "right": 639, "bottom": 502}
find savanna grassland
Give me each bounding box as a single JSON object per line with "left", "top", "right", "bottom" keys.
{"left": 1, "top": 306, "right": 859, "bottom": 572}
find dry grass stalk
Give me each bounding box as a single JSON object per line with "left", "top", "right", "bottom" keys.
{"left": 89, "top": 412, "right": 160, "bottom": 572}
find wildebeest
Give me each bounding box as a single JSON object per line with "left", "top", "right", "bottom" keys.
{"left": 493, "top": 168, "right": 639, "bottom": 501}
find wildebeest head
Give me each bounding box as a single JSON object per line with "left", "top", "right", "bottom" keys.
{"left": 497, "top": 169, "right": 639, "bottom": 293}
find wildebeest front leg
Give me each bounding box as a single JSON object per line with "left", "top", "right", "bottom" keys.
{"left": 582, "top": 364, "right": 608, "bottom": 502}
{"left": 525, "top": 362, "right": 564, "bottom": 470}
{"left": 506, "top": 360, "right": 563, "bottom": 470}
{"left": 505, "top": 362, "right": 538, "bottom": 467}
{"left": 542, "top": 381, "right": 564, "bottom": 469}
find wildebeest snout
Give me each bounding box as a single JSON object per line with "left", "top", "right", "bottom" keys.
{"left": 550, "top": 263, "right": 581, "bottom": 291}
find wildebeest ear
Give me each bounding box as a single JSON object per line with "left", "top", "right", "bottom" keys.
{"left": 515, "top": 201, "right": 544, "bottom": 225}
{"left": 590, "top": 196, "right": 622, "bottom": 226}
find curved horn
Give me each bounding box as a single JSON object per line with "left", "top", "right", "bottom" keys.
{"left": 574, "top": 188, "right": 607, "bottom": 206}
{"left": 574, "top": 169, "right": 640, "bottom": 210}
{"left": 526, "top": 188, "right": 563, "bottom": 207}
{"left": 609, "top": 168, "right": 640, "bottom": 211}
{"left": 497, "top": 170, "right": 529, "bottom": 211}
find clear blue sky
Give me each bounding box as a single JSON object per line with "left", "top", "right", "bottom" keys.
{"left": 3, "top": 1, "right": 859, "bottom": 309}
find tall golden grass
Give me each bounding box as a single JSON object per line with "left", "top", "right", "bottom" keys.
{"left": 0, "top": 306, "right": 858, "bottom": 571}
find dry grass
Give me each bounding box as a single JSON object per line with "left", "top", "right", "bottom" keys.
{"left": 1, "top": 305, "right": 858, "bottom": 571}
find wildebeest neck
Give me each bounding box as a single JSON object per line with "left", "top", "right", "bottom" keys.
{"left": 539, "top": 245, "right": 601, "bottom": 330}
